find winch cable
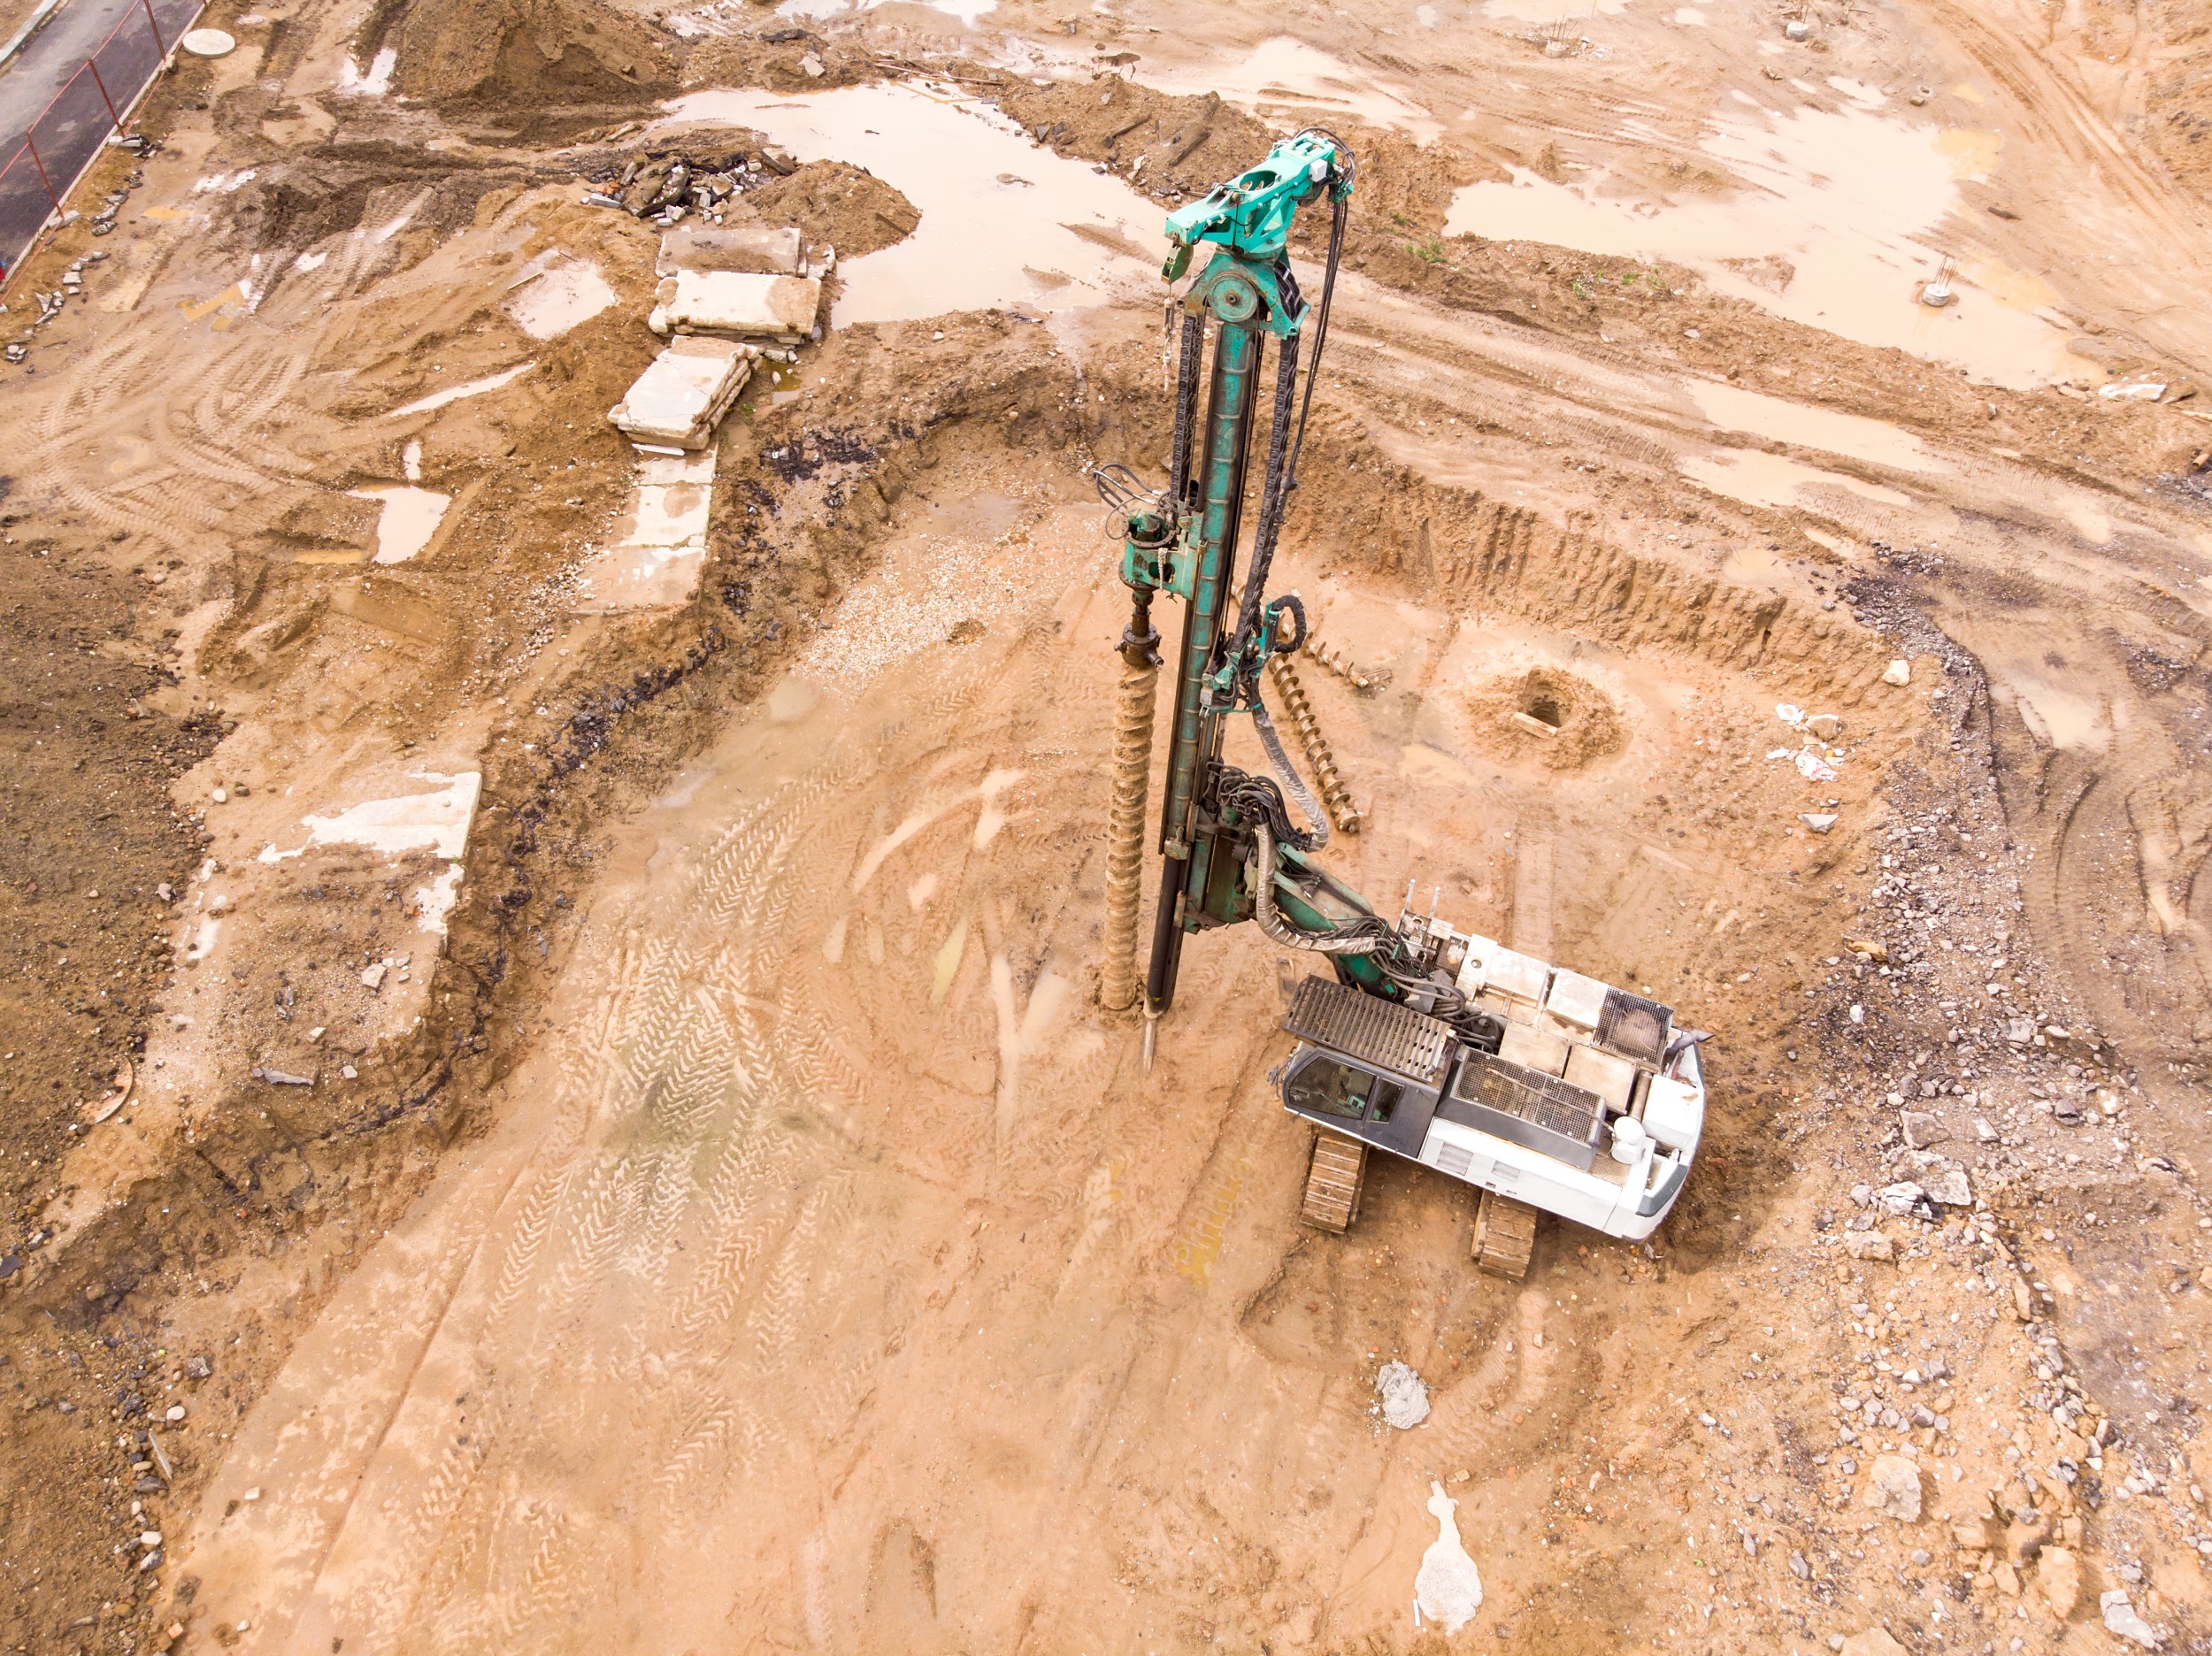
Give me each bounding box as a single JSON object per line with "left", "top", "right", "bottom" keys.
{"left": 1225, "top": 157, "right": 1350, "bottom": 694}
{"left": 1223, "top": 137, "right": 1355, "bottom": 855}
{"left": 1167, "top": 310, "right": 1204, "bottom": 507}
{"left": 1248, "top": 693, "right": 1332, "bottom": 853}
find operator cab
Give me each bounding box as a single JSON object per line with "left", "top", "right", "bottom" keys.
{"left": 1277, "top": 942, "right": 1706, "bottom": 1244}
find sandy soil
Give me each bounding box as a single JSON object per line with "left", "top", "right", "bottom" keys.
{"left": 4, "top": 0, "right": 2212, "bottom": 1648}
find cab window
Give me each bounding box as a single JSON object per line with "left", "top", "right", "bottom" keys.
{"left": 1288, "top": 1057, "right": 1402, "bottom": 1123}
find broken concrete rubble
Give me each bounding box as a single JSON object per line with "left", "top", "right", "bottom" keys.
{"left": 1377, "top": 1361, "right": 1431, "bottom": 1429}
{"left": 1862, "top": 1453, "right": 1923, "bottom": 1521}
{"left": 2101, "top": 1590, "right": 2162, "bottom": 1648}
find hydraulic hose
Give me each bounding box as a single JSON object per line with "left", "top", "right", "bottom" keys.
{"left": 1252, "top": 813, "right": 1386, "bottom": 955}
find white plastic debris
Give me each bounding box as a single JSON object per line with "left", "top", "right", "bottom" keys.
{"left": 1376, "top": 1361, "right": 1431, "bottom": 1430}
{"left": 1774, "top": 702, "right": 1806, "bottom": 726}
{"left": 1414, "top": 1481, "right": 1484, "bottom": 1633}
{"left": 648, "top": 270, "right": 822, "bottom": 343}
{"left": 1793, "top": 749, "right": 1839, "bottom": 782}
{"left": 2101, "top": 1591, "right": 2162, "bottom": 1649}
{"left": 608, "top": 337, "right": 757, "bottom": 450}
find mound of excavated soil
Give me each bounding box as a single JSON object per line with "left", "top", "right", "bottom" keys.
{"left": 391, "top": 0, "right": 672, "bottom": 111}
{"left": 1463, "top": 665, "right": 1626, "bottom": 771}
{"left": 747, "top": 161, "right": 919, "bottom": 261}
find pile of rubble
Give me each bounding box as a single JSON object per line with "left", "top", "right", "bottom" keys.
{"left": 596, "top": 198, "right": 828, "bottom": 457}
{"left": 6, "top": 249, "right": 109, "bottom": 363}
{"left": 606, "top": 218, "right": 826, "bottom": 450}
{"left": 580, "top": 144, "right": 796, "bottom": 229}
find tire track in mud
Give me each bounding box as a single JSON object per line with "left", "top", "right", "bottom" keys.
{"left": 184, "top": 549, "right": 1129, "bottom": 1651}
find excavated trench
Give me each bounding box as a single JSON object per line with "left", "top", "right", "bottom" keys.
{"left": 149, "top": 311, "right": 1933, "bottom": 1651}
{"left": 27, "top": 25, "right": 2201, "bottom": 1648}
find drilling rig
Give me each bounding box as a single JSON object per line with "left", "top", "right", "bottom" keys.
{"left": 1095, "top": 133, "right": 1709, "bottom": 1276}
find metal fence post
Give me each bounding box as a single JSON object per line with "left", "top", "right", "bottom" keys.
{"left": 88, "top": 61, "right": 125, "bottom": 136}
{"left": 27, "top": 134, "right": 61, "bottom": 212}
{"left": 139, "top": 0, "right": 163, "bottom": 58}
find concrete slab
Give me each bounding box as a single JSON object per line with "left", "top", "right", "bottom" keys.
{"left": 572, "top": 451, "right": 718, "bottom": 613}
{"left": 607, "top": 336, "right": 756, "bottom": 449}
{"left": 260, "top": 770, "right": 484, "bottom": 861}
{"left": 649, "top": 270, "right": 821, "bottom": 343}
{"left": 657, "top": 224, "right": 803, "bottom": 277}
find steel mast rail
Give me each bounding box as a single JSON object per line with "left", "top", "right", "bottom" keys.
{"left": 1095, "top": 129, "right": 1365, "bottom": 1065}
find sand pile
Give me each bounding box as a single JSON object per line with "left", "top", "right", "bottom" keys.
{"left": 390, "top": 0, "right": 672, "bottom": 109}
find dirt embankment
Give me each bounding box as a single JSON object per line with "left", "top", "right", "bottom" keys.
{"left": 4, "top": 0, "right": 2212, "bottom": 1643}
{"left": 0, "top": 538, "right": 219, "bottom": 1240}
{"left": 388, "top": 0, "right": 673, "bottom": 109}
{"left": 0, "top": 255, "right": 1114, "bottom": 1651}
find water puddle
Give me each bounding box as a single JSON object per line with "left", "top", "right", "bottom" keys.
{"left": 387, "top": 361, "right": 534, "bottom": 418}
{"left": 1133, "top": 37, "right": 1441, "bottom": 143}
{"left": 573, "top": 451, "right": 718, "bottom": 612}
{"left": 778, "top": 0, "right": 995, "bottom": 22}
{"left": 1678, "top": 448, "right": 1913, "bottom": 510}
{"left": 348, "top": 485, "right": 450, "bottom": 564}
{"left": 1482, "top": 0, "right": 1626, "bottom": 20}
{"left": 658, "top": 83, "right": 1163, "bottom": 323}
{"left": 1681, "top": 380, "right": 1947, "bottom": 473}
{"left": 1444, "top": 98, "right": 2078, "bottom": 387}
{"left": 506, "top": 259, "right": 617, "bottom": 340}
{"left": 1999, "top": 672, "right": 2110, "bottom": 753}
{"left": 336, "top": 45, "right": 396, "bottom": 96}
{"left": 260, "top": 772, "right": 483, "bottom": 862}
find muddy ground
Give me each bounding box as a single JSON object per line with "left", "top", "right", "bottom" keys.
{"left": 3, "top": 0, "right": 2212, "bottom": 1648}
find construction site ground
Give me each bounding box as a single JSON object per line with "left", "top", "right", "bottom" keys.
{"left": 4, "top": 0, "right": 2212, "bottom": 1649}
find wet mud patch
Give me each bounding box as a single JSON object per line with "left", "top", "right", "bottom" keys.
{"left": 220, "top": 144, "right": 545, "bottom": 252}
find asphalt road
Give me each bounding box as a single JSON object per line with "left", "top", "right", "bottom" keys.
{"left": 0, "top": 0, "right": 203, "bottom": 279}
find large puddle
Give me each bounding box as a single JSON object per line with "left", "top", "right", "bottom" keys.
{"left": 1681, "top": 380, "right": 1947, "bottom": 474}
{"left": 1445, "top": 96, "right": 2080, "bottom": 387}
{"left": 348, "top": 484, "right": 450, "bottom": 564}
{"left": 1133, "top": 37, "right": 1442, "bottom": 143}
{"left": 658, "top": 83, "right": 1164, "bottom": 324}
{"left": 1678, "top": 448, "right": 1914, "bottom": 511}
